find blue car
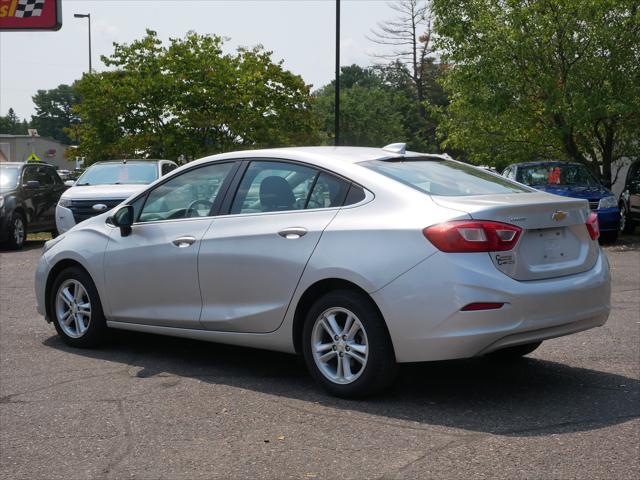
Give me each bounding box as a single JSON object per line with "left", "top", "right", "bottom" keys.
{"left": 502, "top": 161, "right": 620, "bottom": 242}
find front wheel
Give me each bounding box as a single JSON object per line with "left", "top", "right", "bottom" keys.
{"left": 50, "top": 267, "right": 108, "bottom": 347}
{"left": 302, "top": 290, "right": 397, "bottom": 398}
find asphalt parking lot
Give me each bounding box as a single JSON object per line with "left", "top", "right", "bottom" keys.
{"left": 0, "top": 238, "right": 638, "bottom": 480}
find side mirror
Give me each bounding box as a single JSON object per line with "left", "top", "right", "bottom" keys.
{"left": 23, "top": 180, "right": 41, "bottom": 189}
{"left": 111, "top": 205, "right": 134, "bottom": 237}
{"left": 64, "top": 180, "right": 76, "bottom": 187}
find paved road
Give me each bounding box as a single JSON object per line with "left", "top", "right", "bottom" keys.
{"left": 1, "top": 241, "right": 638, "bottom": 480}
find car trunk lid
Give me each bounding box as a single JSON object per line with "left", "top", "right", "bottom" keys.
{"left": 431, "top": 192, "right": 599, "bottom": 281}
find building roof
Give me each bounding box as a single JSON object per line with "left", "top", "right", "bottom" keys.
{"left": 0, "top": 134, "right": 70, "bottom": 146}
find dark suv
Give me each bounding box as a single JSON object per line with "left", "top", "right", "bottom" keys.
{"left": 0, "top": 162, "right": 67, "bottom": 249}
{"left": 619, "top": 160, "right": 640, "bottom": 234}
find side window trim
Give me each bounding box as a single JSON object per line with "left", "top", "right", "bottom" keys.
{"left": 302, "top": 171, "right": 321, "bottom": 209}
{"left": 133, "top": 160, "right": 242, "bottom": 224}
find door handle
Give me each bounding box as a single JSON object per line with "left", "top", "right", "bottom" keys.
{"left": 278, "top": 227, "right": 308, "bottom": 239}
{"left": 172, "top": 236, "right": 196, "bottom": 248}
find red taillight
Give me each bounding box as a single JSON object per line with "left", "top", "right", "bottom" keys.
{"left": 586, "top": 212, "right": 600, "bottom": 240}
{"left": 461, "top": 302, "right": 505, "bottom": 311}
{"left": 423, "top": 220, "right": 522, "bottom": 253}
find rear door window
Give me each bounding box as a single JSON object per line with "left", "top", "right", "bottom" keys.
{"left": 306, "top": 173, "right": 349, "bottom": 209}
{"left": 230, "top": 161, "right": 318, "bottom": 214}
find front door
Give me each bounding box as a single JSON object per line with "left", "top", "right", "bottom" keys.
{"left": 198, "top": 160, "right": 350, "bottom": 333}
{"left": 103, "top": 161, "right": 237, "bottom": 328}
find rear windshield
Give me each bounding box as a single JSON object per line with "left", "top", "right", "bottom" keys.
{"left": 76, "top": 163, "right": 158, "bottom": 186}
{"left": 362, "top": 159, "right": 530, "bottom": 196}
{"left": 517, "top": 164, "right": 600, "bottom": 187}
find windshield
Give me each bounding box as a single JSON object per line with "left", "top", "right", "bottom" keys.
{"left": 362, "top": 158, "right": 530, "bottom": 196}
{"left": 76, "top": 163, "right": 158, "bottom": 186}
{"left": 0, "top": 166, "right": 20, "bottom": 190}
{"left": 516, "top": 164, "right": 600, "bottom": 187}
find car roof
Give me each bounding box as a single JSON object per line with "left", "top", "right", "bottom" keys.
{"left": 512, "top": 161, "right": 583, "bottom": 168}
{"left": 92, "top": 159, "right": 173, "bottom": 165}
{"left": 191, "top": 146, "right": 447, "bottom": 170}
{"left": 0, "top": 161, "right": 53, "bottom": 167}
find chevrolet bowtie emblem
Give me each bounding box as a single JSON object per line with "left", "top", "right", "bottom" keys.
{"left": 552, "top": 210, "right": 568, "bottom": 221}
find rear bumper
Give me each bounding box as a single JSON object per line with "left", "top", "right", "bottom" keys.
{"left": 372, "top": 250, "right": 610, "bottom": 363}
{"left": 597, "top": 207, "right": 620, "bottom": 232}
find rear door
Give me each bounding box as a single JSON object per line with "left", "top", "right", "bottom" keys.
{"left": 21, "top": 165, "right": 47, "bottom": 229}
{"left": 198, "top": 160, "right": 349, "bottom": 333}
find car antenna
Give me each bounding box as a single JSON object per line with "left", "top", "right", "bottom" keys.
{"left": 382, "top": 143, "right": 406, "bottom": 155}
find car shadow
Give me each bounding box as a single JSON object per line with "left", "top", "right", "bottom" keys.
{"left": 42, "top": 330, "right": 639, "bottom": 437}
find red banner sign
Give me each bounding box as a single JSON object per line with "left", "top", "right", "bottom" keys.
{"left": 0, "top": 0, "right": 62, "bottom": 31}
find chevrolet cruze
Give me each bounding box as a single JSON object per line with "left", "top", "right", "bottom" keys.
{"left": 35, "top": 146, "right": 611, "bottom": 397}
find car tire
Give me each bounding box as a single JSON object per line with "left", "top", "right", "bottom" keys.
{"left": 49, "top": 266, "right": 108, "bottom": 348}
{"left": 301, "top": 290, "right": 397, "bottom": 398}
{"left": 488, "top": 341, "right": 542, "bottom": 360}
{"left": 619, "top": 203, "right": 634, "bottom": 234}
{"left": 5, "top": 212, "right": 26, "bottom": 250}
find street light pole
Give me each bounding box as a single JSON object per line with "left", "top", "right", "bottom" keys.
{"left": 335, "top": 0, "right": 340, "bottom": 147}
{"left": 74, "top": 13, "right": 92, "bottom": 73}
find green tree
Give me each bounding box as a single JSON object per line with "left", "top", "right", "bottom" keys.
{"left": 0, "top": 108, "right": 29, "bottom": 135}
{"left": 433, "top": 0, "right": 640, "bottom": 180}
{"left": 73, "top": 30, "right": 318, "bottom": 163}
{"left": 313, "top": 65, "right": 408, "bottom": 147}
{"left": 31, "top": 84, "right": 81, "bottom": 144}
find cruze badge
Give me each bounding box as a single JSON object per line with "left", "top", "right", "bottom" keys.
{"left": 92, "top": 204, "right": 108, "bottom": 212}
{"left": 551, "top": 210, "right": 568, "bottom": 221}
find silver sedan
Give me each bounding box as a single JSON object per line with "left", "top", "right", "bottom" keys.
{"left": 35, "top": 146, "right": 611, "bottom": 397}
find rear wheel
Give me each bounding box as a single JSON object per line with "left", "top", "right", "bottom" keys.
{"left": 50, "top": 267, "right": 108, "bottom": 348}
{"left": 5, "top": 212, "right": 26, "bottom": 250}
{"left": 488, "top": 341, "right": 542, "bottom": 360}
{"left": 302, "top": 290, "right": 397, "bottom": 398}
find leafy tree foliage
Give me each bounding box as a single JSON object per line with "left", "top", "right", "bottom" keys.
{"left": 313, "top": 64, "right": 447, "bottom": 151}
{"left": 433, "top": 0, "right": 640, "bottom": 178}
{"left": 31, "top": 84, "right": 81, "bottom": 144}
{"left": 0, "top": 108, "right": 29, "bottom": 135}
{"left": 73, "top": 30, "right": 318, "bottom": 163}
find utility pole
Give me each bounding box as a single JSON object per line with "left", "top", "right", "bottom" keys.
{"left": 335, "top": 0, "right": 340, "bottom": 146}
{"left": 74, "top": 13, "right": 92, "bottom": 73}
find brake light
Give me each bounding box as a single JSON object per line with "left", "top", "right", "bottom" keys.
{"left": 586, "top": 212, "right": 600, "bottom": 240}
{"left": 423, "top": 220, "right": 522, "bottom": 253}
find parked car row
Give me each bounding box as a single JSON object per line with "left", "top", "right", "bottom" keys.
{"left": 0, "top": 159, "right": 177, "bottom": 249}
{"left": 502, "top": 160, "right": 639, "bottom": 242}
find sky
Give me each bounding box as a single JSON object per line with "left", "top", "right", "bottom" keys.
{"left": 0, "top": 0, "right": 400, "bottom": 120}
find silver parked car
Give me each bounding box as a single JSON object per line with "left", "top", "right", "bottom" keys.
{"left": 35, "top": 146, "right": 611, "bottom": 397}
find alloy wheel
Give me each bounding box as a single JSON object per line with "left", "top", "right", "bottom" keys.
{"left": 13, "top": 217, "right": 24, "bottom": 246}
{"left": 619, "top": 205, "right": 627, "bottom": 233}
{"left": 311, "top": 307, "right": 369, "bottom": 385}
{"left": 55, "top": 279, "right": 92, "bottom": 338}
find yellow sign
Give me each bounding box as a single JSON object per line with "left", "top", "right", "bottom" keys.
{"left": 27, "top": 153, "right": 41, "bottom": 162}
